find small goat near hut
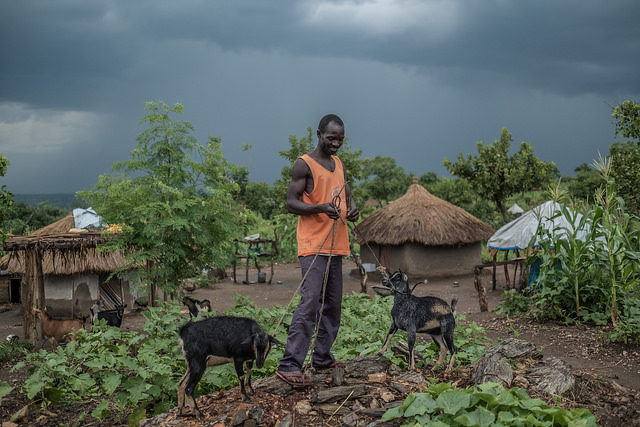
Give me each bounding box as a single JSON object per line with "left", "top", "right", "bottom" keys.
{"left": 378, "top": 270, "right": 457, "bottom": 371}
{"left": 90, "top": 300, "right": 126, "bottom": 328}
{"left": 177, "top": 316, "right": 280, "bottom": 418}
{"left": 35, "top": 307, "right": 85, "bottom": 351}
{"left": 182, "top": 296, "right": 211, "bottom": 319}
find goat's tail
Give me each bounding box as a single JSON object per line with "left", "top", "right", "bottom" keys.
{"left": 450, "top": 298, "right": 458, "bottom": 314}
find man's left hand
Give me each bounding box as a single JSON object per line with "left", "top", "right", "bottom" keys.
{"left": 347, "top": 206, "right": 359, "bottom": 222}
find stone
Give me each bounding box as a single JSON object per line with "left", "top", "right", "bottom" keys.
{"left": 472, "top": 353, "right": 513, "bottom": 386}
{"left": 484, "top": 338, "right": 540, "bottom": 359}
{"left": 341, "top": 411, "right": 360, "bottom": 426}
{"left": 396, "top": 370, "right": 425, "bottom": 385}
{"left": 296, "top": 400, "right": 313, "bottom": 415}
{"left": 275, "top": 414, "right": 293, "bottom": 427}
{"left": 528, "top": 357, "right": 575, "bottom": 395}
{"left": 367, "top": 372, "right": 387, "bottom": 383}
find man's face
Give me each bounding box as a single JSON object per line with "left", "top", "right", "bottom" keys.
{"left": 317, "top": 121, "right": 345, "bottom": 156}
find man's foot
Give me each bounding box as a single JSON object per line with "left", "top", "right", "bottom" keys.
{"left": 312, "top": 360, "right": 344, "bottom": 370}
{"left": 275, "top": 370, "right": 312, "bottom": 387}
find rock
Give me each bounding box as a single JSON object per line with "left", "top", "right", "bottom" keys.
{"left": 312, "top": 384, "right": 371, "bottom": 404}
{"left": 472, "top": 353, "right": 513, "bottom": 386}
{"left": 341, "top": 411, "right": 360, "bottom": 426}
{"left": 344, "top": 354, "right": 390, "bottom": 379}
{"left": 296, "top": 400, "right": 313, "bottom": 415}
{"left": 367, "top": 372, "right": 387, "bottom": 383}
{"left": 254, "top": 376, "right": 294, "bottom": 395}
{"left": 396, "top": 370, "right": 425, "bottom": 385}
{"left": 484, "top": 338, "right": 540, "bottom": 359}
{"left": 275, "top": 414, "right": 293, "bottom": 427}
{"left": 380, "top": 391, "right": 395, "bottom": 403}
{"left": 2, "top": 422, "right": 19, "bottom": 427}
{"left": 230, "top": 404, "right": 263, "bottom": 426}
{"left": 528, "top": 357, "right": 575, "bottom": 395}
{"left": 9, "top": 405, "right": 29, "bottom": 423}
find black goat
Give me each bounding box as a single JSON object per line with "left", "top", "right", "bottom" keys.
{"left": 90, "top": 300, "right": 126, "bottom": 328}
{"left": 378, "top": 270, "right": 457, "bottom": 371}
{"left": 177, "top": 316, "right": 280, "bottom": 418}
{"left": 182, "top": 296, "right": 212, "bottom": 319}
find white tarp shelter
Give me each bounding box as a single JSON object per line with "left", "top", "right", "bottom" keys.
{"left": 507, "top": 203, "right": 524, "bottom": 215}
{"left": 72, "top": 207, "right": 106, "bottom": 230}
{"left": 488, "top": 200, "right": 592, "bottom": 250}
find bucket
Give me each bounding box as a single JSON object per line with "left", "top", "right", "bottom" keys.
{"left": 362, "top": 263, "right": 376, "bottom": 273}
{"left": 257, "top": 272, "right": 267, "bottom": 283}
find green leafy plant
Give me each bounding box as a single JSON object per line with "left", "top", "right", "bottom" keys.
{"left": 382, "top": 381, "right": 597, "bottom": 426}
{"left": 495, "top": 290, "right": 531, "bottom": 316}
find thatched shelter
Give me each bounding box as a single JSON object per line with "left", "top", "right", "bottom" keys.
{"left": 355, "top": 178, "right": 494, "bottom": 278}
{"left": 1, "top": 210, "right": 135, "bottom": 341}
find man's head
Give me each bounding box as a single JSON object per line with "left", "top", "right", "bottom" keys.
{"left": 317, "top": 114, "right": 345, "bottom": 156}
{"left": 318, "top": 114, "right": 344, "bottom": 133}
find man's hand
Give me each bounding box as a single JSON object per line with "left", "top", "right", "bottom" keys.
{"left": 322, "top": 202, "right": 341, "bottom": 219}
{"left": 347, "top": 206, "right": 359, "bottom": 222}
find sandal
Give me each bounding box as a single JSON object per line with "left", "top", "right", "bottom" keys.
{"left": 276, "top": 370, "right": 312, "bottom": 387}
{"left": 312, "top": 360, "right": 344, "bottom": 370}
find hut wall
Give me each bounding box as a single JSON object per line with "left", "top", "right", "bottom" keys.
{"left": 0, "top": 276, "right": 9, "bottom": 304}
{"left": 361, "top": 242, "right": 481, "bottom": 278}
{"left": 44, "top": 274, "right": 99, "bottom": 318}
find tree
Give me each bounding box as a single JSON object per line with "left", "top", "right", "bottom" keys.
{"left": 564, "top": 163, "right": 605, "bottom": 202}
{"left": 78, "top": 102, "right": 239, "bottom": 294}
{"left": 359, "top": 156, "right": 411, "bottom": 206}
{"left": 610, "top": 100, "right": 640, "bottom": 215}
{"left": 0, "top": 155, "right": 13, "bottom": 253}
{"left": 444, "top": 127, "right": 557, "bottom": 222}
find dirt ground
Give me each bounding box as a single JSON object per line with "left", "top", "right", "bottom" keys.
{"left": 2, "top": 260, "right": 640, "bottom": 425}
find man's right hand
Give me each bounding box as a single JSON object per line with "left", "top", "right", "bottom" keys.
{"left": 322, "top": 202, "right": 341, "bottom": 219}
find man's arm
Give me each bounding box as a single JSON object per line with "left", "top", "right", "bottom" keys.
{"left": 286, "top": 158, "right": 340, "bottom": 219}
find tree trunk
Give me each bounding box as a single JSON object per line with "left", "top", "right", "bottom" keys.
{"left": 474, "top": 267, "right": 489, "bottom": 312}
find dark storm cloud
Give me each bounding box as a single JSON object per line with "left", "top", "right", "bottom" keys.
{"left": 0, "top": 0, "right": 639, "bottom": 193}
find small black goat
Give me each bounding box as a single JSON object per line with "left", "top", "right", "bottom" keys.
{"left": 90, "top": 300, "right": 126, "bottom": 328}
{"left": 378, "top": 270, "right": 457, "bottom": 371}
{"left": 177, "top": 316, "right": 280, "bottom": 418}
{"left": 182, "top": 296, "right": 212, "bottom": 319}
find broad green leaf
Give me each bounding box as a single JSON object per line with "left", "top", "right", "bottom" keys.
{"left": 127, "top": 406, "right": 147, "bottom": 427}
{"left": 435, "top": 390, "right": 472, "bottom": 415}
{"left": 101, "top": 372, "right": 122, "bottom": 394}
{"left": 0, "top": 381, "right": 13, "bottom": 403}
{"left": 91, "top": 399, "right": 110, "bottom": 419}
{"left": 381, "top": 405, "right": 404, "bottom": 422}
{"left": 454, "top": 406, "right": 496, "bottom": 426}
{"left": 404, "top": 393, "right": 438, "bottom": 417}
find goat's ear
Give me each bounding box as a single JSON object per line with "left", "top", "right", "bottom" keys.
{"left": 401, "top": 272, "right": 408, "bottom": 282}
{"left": 269, "top": 335, "right": 282, "bottom": 346}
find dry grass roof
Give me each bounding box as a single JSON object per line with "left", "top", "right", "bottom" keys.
{"left": 355, "top": 179, "right": 494, "bottom": 246}
{"left": 1, "top": 212, "right": 125, "bottom": 275}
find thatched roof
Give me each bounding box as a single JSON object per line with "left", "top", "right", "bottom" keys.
{"left": 355, "top": 178, "right": 494, "bottom": 246}
{"left": 1, "top": 212, "right": 125, "bottom": 275}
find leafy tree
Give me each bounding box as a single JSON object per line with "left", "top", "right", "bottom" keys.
{"left": 610, "top": 100, "right": 640, "bottom": 215}
{"left": 420, "top": 174, "right": 499, "bottom": 227}
{"left": 243, "top": 182, "right": 277, "bottom": 219}
{"left": 0, "top": 155, "right": 13, "bottom": 253}
{"left": 564, "top": 163, "right": 605, "bottom": 202}
{"left": 444, "top": 127, "right": 557, "bottom": 222}
{"left": 359, "top": 156, "right": 411, "bottom": 206}
{"left": 78, "top": 102, "right": 239, "bottom": 294}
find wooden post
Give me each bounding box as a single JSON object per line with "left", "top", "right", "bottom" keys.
{"left": 24, "top": 247, "right": 44, "bottom": 345}
{"left": 474, "top": 266, "right": 488, "bottom": 312}
{"left": 492, "top": 253, "right": 497, "bottom": 290}
{"left": 504, "top": 250, "right": 511, "bottom": 290}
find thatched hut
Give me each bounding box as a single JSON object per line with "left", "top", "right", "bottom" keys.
{"left": 355, "top": 178, "right": 494, "bottom": 278}
{"left": 0, "top": 211, "right": 135, "bottom": 321}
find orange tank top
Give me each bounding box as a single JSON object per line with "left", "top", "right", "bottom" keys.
{"left": 296, "top": 154, "right": 350, "bottom": 257}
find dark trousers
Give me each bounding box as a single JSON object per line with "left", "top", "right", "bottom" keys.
{"left": 278, "top": 255, "right": 343, "bottom": 372}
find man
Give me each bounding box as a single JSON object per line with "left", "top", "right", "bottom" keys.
{"left": 276, "top": 114, "right": 359, "bottom": 387}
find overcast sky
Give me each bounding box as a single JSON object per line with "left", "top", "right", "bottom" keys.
{"left": 1, "top": 0, "right": 639, "bottom": 194}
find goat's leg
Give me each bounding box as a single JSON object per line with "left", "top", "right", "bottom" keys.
{"left": 244, "top": 360, "right": 255, "bottom": 395}
{"left": 234, "top": 359, "right": 250, "bottom": 402}
{"left": 177, "top": 367, "right": 191, "bottom": 416}
{"left": 378, "top": 324, "right": 398, "bottom": 354}
{"left": 442, "top": 324, "right": 457, "bottom": 371}
{"left": 407, "top": 328, "right": 416, "bottom": 370}
{"left": 184, "top": 361, "right": 206, "bottom": 418}
{"left": 433, "top": 334, "right": 447, "bottom": 367}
